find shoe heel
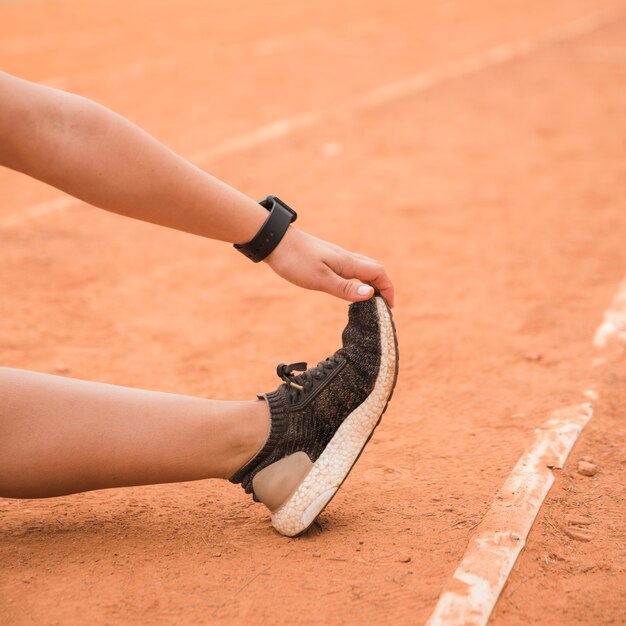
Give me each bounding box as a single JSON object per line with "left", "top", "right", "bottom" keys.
{"left": 252, "top": 451, "right": 314, "bottom": 512}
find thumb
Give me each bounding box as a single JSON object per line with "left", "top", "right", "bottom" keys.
{"left": 326, "top": 274, "right": 374, "bottom": 303}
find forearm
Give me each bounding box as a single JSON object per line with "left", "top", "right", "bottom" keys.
{"left": 0, "top": 72, "right": 395, "bottom": 305}
{"left": 0, "top": 72, "right": 267, "bottom": 243}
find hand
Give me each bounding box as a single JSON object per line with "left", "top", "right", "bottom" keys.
{"left": 265, "top": 227, "right": 395, "bottom": 307}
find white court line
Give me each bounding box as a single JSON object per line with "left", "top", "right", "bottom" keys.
{"left": 0, "top": 5, "right": 620, "bottom": 231}
{"left": 188, "top": 112, "right": 318, "bottom": 163}
{"left": 426, "top": 404, "right": 593, "bottom": 626}
{"left": 1, "top": 27, "right": 120, "bottom": 56}
{"left": 593, "top": 278, "right": 626, "bottom": 347}
{"left": 345, "top": 7, "right": 621, "bottom": 111}
{"left": 427, "top": 273, "right": 626, "bottom": 625}
{"left": 0, "top": 196, "right": 81, "bottom": 229}
{"left": 189, "top": 6, "right": 620, "bottom": 163}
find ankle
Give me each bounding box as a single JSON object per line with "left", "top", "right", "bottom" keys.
{"left": 223, "top": 400, "right": 270, "bottom": 480}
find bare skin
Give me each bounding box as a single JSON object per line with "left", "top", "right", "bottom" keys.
{"left": 0, "top": 71, "right": 395, "bottom": 499}
{"left": 0, "top": 368, "right": 268, "bottom": 498}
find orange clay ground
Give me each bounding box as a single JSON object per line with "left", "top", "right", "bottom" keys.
{"left": 1, "top": 1, "right": 625, "bottom": 624}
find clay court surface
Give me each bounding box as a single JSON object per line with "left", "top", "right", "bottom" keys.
{"left": 1, "top": 0, "right": 626, "bottom": 624}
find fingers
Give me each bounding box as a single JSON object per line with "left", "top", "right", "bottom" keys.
{"left": 351, "top": 259, "right": 395, "bottom": 308}
{"left": 324, "top": 253, "right": 395, "bottom": 308}
{"left": 265, "top": 229, "right": 395, "bottom": 307}
{"left": 321, "top": 269, "right": 377, "bottom": 304}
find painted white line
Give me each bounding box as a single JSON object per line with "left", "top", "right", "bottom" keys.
{"left": 426, "top": 404, "right": 593, "bottom": 626}
{"left": 583, "top": 388, "right": 600, "bottom": 401}
{"left": 574, "top": 46, "right": 626, "bottom": 62}
{"left": 428, "top": 272, "right": 626, "bottom": 624}
{"left": 0, "top": 196, "right": 82, "bottom": 229}
{"left": 188, "top": 112, "right": 318, "bottom": 163}
{"left": 1, "top": 27, "right": 120, "bottom": 56}
{"left": 348, "top": 7, "right": 619, "bottom": 111}
{"left": 39, "top": 26, "right": 329, "bottom": 89}
{"left": 1, "top": 6, "right": 619, "bottom": 231}
{"left": 41, "top": 56, "right": 178, "bottom": 91}
{"left": 593, "top": 278, "right": 626, "bottom": 347}
{"left": 190, "top": 7, "right": 619, "bottom": 163}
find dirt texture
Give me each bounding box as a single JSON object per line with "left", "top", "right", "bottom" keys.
{"left": 1, "top": 1, "right": 625, "bottom": 624}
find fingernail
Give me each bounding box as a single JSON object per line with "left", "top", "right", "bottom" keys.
{"left": 357, "top": 285, "right": 373, "bottom": 296}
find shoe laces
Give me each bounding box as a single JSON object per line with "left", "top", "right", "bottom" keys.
{"left": 276, "top": 354, "right": 343, "bottom": 403}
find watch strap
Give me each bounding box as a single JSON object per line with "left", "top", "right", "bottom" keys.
{"left": 234, "top": 195, "right": 297, "bottom": 263}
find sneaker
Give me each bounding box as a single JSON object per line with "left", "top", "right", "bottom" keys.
{"left": 230, "top": 292, "right": 398, "bottom": 537}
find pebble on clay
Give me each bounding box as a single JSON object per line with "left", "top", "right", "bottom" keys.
{"left": 564, "top": 515, "right": 594, "bottom": 542}
{"left": 564, "top": 526, "right": 594, "bottom": 542}
{"left": 577, "top": 460, "right": 598, "bottom": 477}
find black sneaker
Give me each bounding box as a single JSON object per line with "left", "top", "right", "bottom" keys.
{"left": 230, "top": 293, "right": 398, "bottom": 537}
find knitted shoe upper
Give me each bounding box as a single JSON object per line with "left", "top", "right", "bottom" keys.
{"left": 230, "top": 296, "right": 383, "bottom": 498}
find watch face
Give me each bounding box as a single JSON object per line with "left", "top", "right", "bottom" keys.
{"left": 258, "top": 195, "right": 275, "bottom": 210}
{"left": 259, "top": 196, "right": 297, "bottom": 221}
{"left": 275, "top": 197, "right": 297, "bottom": 220}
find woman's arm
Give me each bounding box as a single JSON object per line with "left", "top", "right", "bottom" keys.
{"left": 0, "top": 72, "right": 394, "bottom": 305}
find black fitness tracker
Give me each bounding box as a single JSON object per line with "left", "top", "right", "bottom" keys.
{"left": 233, "top": 195, "right": 298, "bottom": 263}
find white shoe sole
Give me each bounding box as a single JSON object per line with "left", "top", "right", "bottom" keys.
{"left": 270, "top": 296, "right": 398, "bottom": 537}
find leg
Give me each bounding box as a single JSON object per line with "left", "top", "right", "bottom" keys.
{"left": 0, "top": 368, "right": 268, "bottom": 498}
